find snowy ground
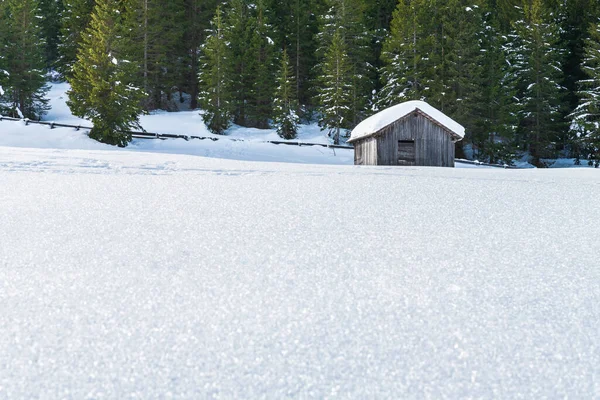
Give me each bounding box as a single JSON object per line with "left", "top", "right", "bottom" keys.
{"left": 0, "top": 82, "right": 357, "bottom": 165}
{"left": 1, "top": 145, "right": 599, "bottom": 398}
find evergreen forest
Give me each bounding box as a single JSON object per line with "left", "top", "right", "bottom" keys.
{"left": 1, "top": 0, "right": 600, "bottom": 166}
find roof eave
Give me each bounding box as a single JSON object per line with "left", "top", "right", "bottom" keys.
{"left": 348, "top": 108, "right": 464, "bottom": 143}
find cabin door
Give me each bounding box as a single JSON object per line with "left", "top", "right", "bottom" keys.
{"left": 397, "top": 140, "right": 416, "bottom": 166}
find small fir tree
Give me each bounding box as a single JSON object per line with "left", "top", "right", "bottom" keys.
{"left": 67, "top": 0, "right": 144, "bottom": 147}
{"left": 273, "top": 49, "right": 299, "bottom": 139}
{"left": 198, "top": 5, "right": 233, "bottom": 135}
{"left": 316, "top": 29, "right": 353, "bottom": 144}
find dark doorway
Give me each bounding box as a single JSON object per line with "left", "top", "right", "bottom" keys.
{"left": 398, "top": 140, "right": 416, "bottom": 166}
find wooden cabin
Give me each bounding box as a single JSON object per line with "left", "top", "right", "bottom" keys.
{"left": 348, "top": 101, "right": 464, "bottom": 167}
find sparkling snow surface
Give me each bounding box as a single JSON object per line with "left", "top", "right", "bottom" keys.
{"left": 1, "top": 148, "right": 599, "bottom": 399}
{"left": 350, "top": 101, "right": 466, "bottom": 142}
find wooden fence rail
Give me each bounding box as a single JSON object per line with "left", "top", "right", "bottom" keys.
{"left": 0, "top": 115, "right": 354, "bottom": 150}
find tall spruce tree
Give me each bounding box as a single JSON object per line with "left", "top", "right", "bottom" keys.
{"left": 571, "top": 17, "right": 600, "bottom": 166}
{"left": 38, "top": 0, "right": 63, "bottom": 69}
{"left": 244, "top": 0, "right": 276, "bottom": 128}
{"left": 58, "top": 0, "right": 96, "bottom": 76}
{"left": 121, "top": 0, "right": 185, "bottom": 111}
{"left": 67, "top": 0, "right": 144, "bottom": 147}
{"left": 507, "top": 0, "right": 565, "bottom": 165}
{"left": 198, "top": 5, "right": 233, "bottom": 134}
{"left": 266, "top": 0, "right": 323, "bottom": 112}
{"left": 472, "top": 9, "right": 519, "bottom": 163}
{"left": 224, "top": 0, "right": 251, "bottom": 126}
{"left": 273, "top": 49, "right": 299, "bottom": 139}
{"left": 316, "top": 29, "right": 353, "bottom": 144}
{"left": 378, "top": 0, "right": 430, "bottom": 108}
{"left": 0, "top": 0, "right": 49, "bottom": 119}
{"left": 443, "top": 1, "right": 485, "bottom": 128}
{"left": 317, "top": 0, "right": 374, "bottom": 126}
{"left": 182, "top": 0, "right": 219, "bottom": 109}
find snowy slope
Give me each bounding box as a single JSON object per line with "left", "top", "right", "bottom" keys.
{"left": 0, "top": 82, "right": 354, "bottom": 165}
{"left": 1, "top": 147, "right": 599, "bottom": 398}
{"left": 44, "top": 82, "right": 335, "bottom": 144}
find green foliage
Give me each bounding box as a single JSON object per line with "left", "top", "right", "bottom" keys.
{"left": 508, "top": 0, "right": 566, "bottom": 165}
{"left": 571, "top": 17, "right": 600, "bottom": 164}
{"left": 471, "top": 11, "right": 520, "bottom": 164}
{"left": 223, "top": 0, "right": 251, "bottom": 126}
{"left": 121, "top": 0, "right": 185, "bottom": 111}
{"left": 0, "top": 0, "right": 50, "bottom": 119}
{"left": 265, "top": 0, "right": 323, "bottom": 110}
{"left": 273, "top": 49, "right": 299, "bottom": 139}
{"left": 38, "top": 0, "right": 63, "bottom": 69}
{"left": 67, "top": 0, "right": 144, "bottom": 147}
{"left": 316, "top": 29, "right": 353, "bottom": 144}
{"left": 198, "top": 5, "right": 233, "bottom": 135}
{"left": 317, "top": 0, "right": 374, "bottom": 126}
{"left": 378, "top": 0, "right": 430, "bottom": 107}
{"left": 244, "top": 0, "right": 276, "bottom": 128}
{"left": 58, "top": 0, "right": 96, "bottom": 76}
{"left": 180, "top": 0, "right": 219, "bottom": 109}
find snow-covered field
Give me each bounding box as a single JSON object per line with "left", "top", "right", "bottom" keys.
{"left": 1, "top": 144, "right": 599, "bottom": 398}
{"left": 1, "top": 83, "right": 599, "bottom": 398}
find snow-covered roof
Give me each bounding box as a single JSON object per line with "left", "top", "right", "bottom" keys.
{"left": 349, "top": 101, "right": 465, "bottom": 142}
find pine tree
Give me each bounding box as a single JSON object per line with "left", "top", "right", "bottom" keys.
{"left": 508, "top": 0, "right": 566, "bottom": 165}
{"left": 378, "top": 0, "right": 430, "bottom": 108}
{"left": 224, "top": 0, "right": 251, "bottom": 126}
{"left": 472, "top": 10, "right": 519, "bottom": 163}
{"left": 244, "top": 0, "right": 276, "bottom": 128}
{"left": 266, "top": 0, "right": 323, "bottom": 112}
{"left": 318, "top": 0, "right": 374, "bottom": 126}
{"left": 121, "top": 0, "right": 185, "bottom": 111}
{"left": 38, "top": 0, "right": 63, "bottom": 69}
{"left": 316, "top": 29, "right": 353, "bottom": 144}
{"left": 555, "top": 0, "right": 599, "bottom": 139}
{"left": 571, "top": 17, "right": 600, "bottom": 166}
{"left": 181, "top": 0, "right": 219, "bottom": 109}
{"left": 58, "top": 0, "right": 96, "bottom": 76}
{"left": 273, "top": 49, "right": 299, "bottom": 139}
{"left": 67, "top": 0, "right": 144, "bottom": 147}
{"left": 198, "top": 5, "right": 233, "bottom": 134}
{"left": 443, "top": 1, "right": 485, "bottom": 127}
{"left": 0, "top": 0, "right": 49, "bottom": 119}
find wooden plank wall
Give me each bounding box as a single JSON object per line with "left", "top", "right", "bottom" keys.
{"left": 354, "top": 137, "right": 378, "bottom": 165}
{"left": 369, "top": 113, "right": 455, "bottom": 167}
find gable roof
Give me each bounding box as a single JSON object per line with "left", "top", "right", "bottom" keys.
{"left": 348, "top": 100, "right": 465, "bottom": 143}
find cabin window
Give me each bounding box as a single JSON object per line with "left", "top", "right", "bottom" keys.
{"left": 397, "top": 140, "right": 416, "bottom": 166}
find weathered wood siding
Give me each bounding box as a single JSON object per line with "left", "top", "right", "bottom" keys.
{"left": 355, "top": 112, "right": 456, "bottom": 167}
{"left": 354, "top": 136, "right": 378, "bottom": 165}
